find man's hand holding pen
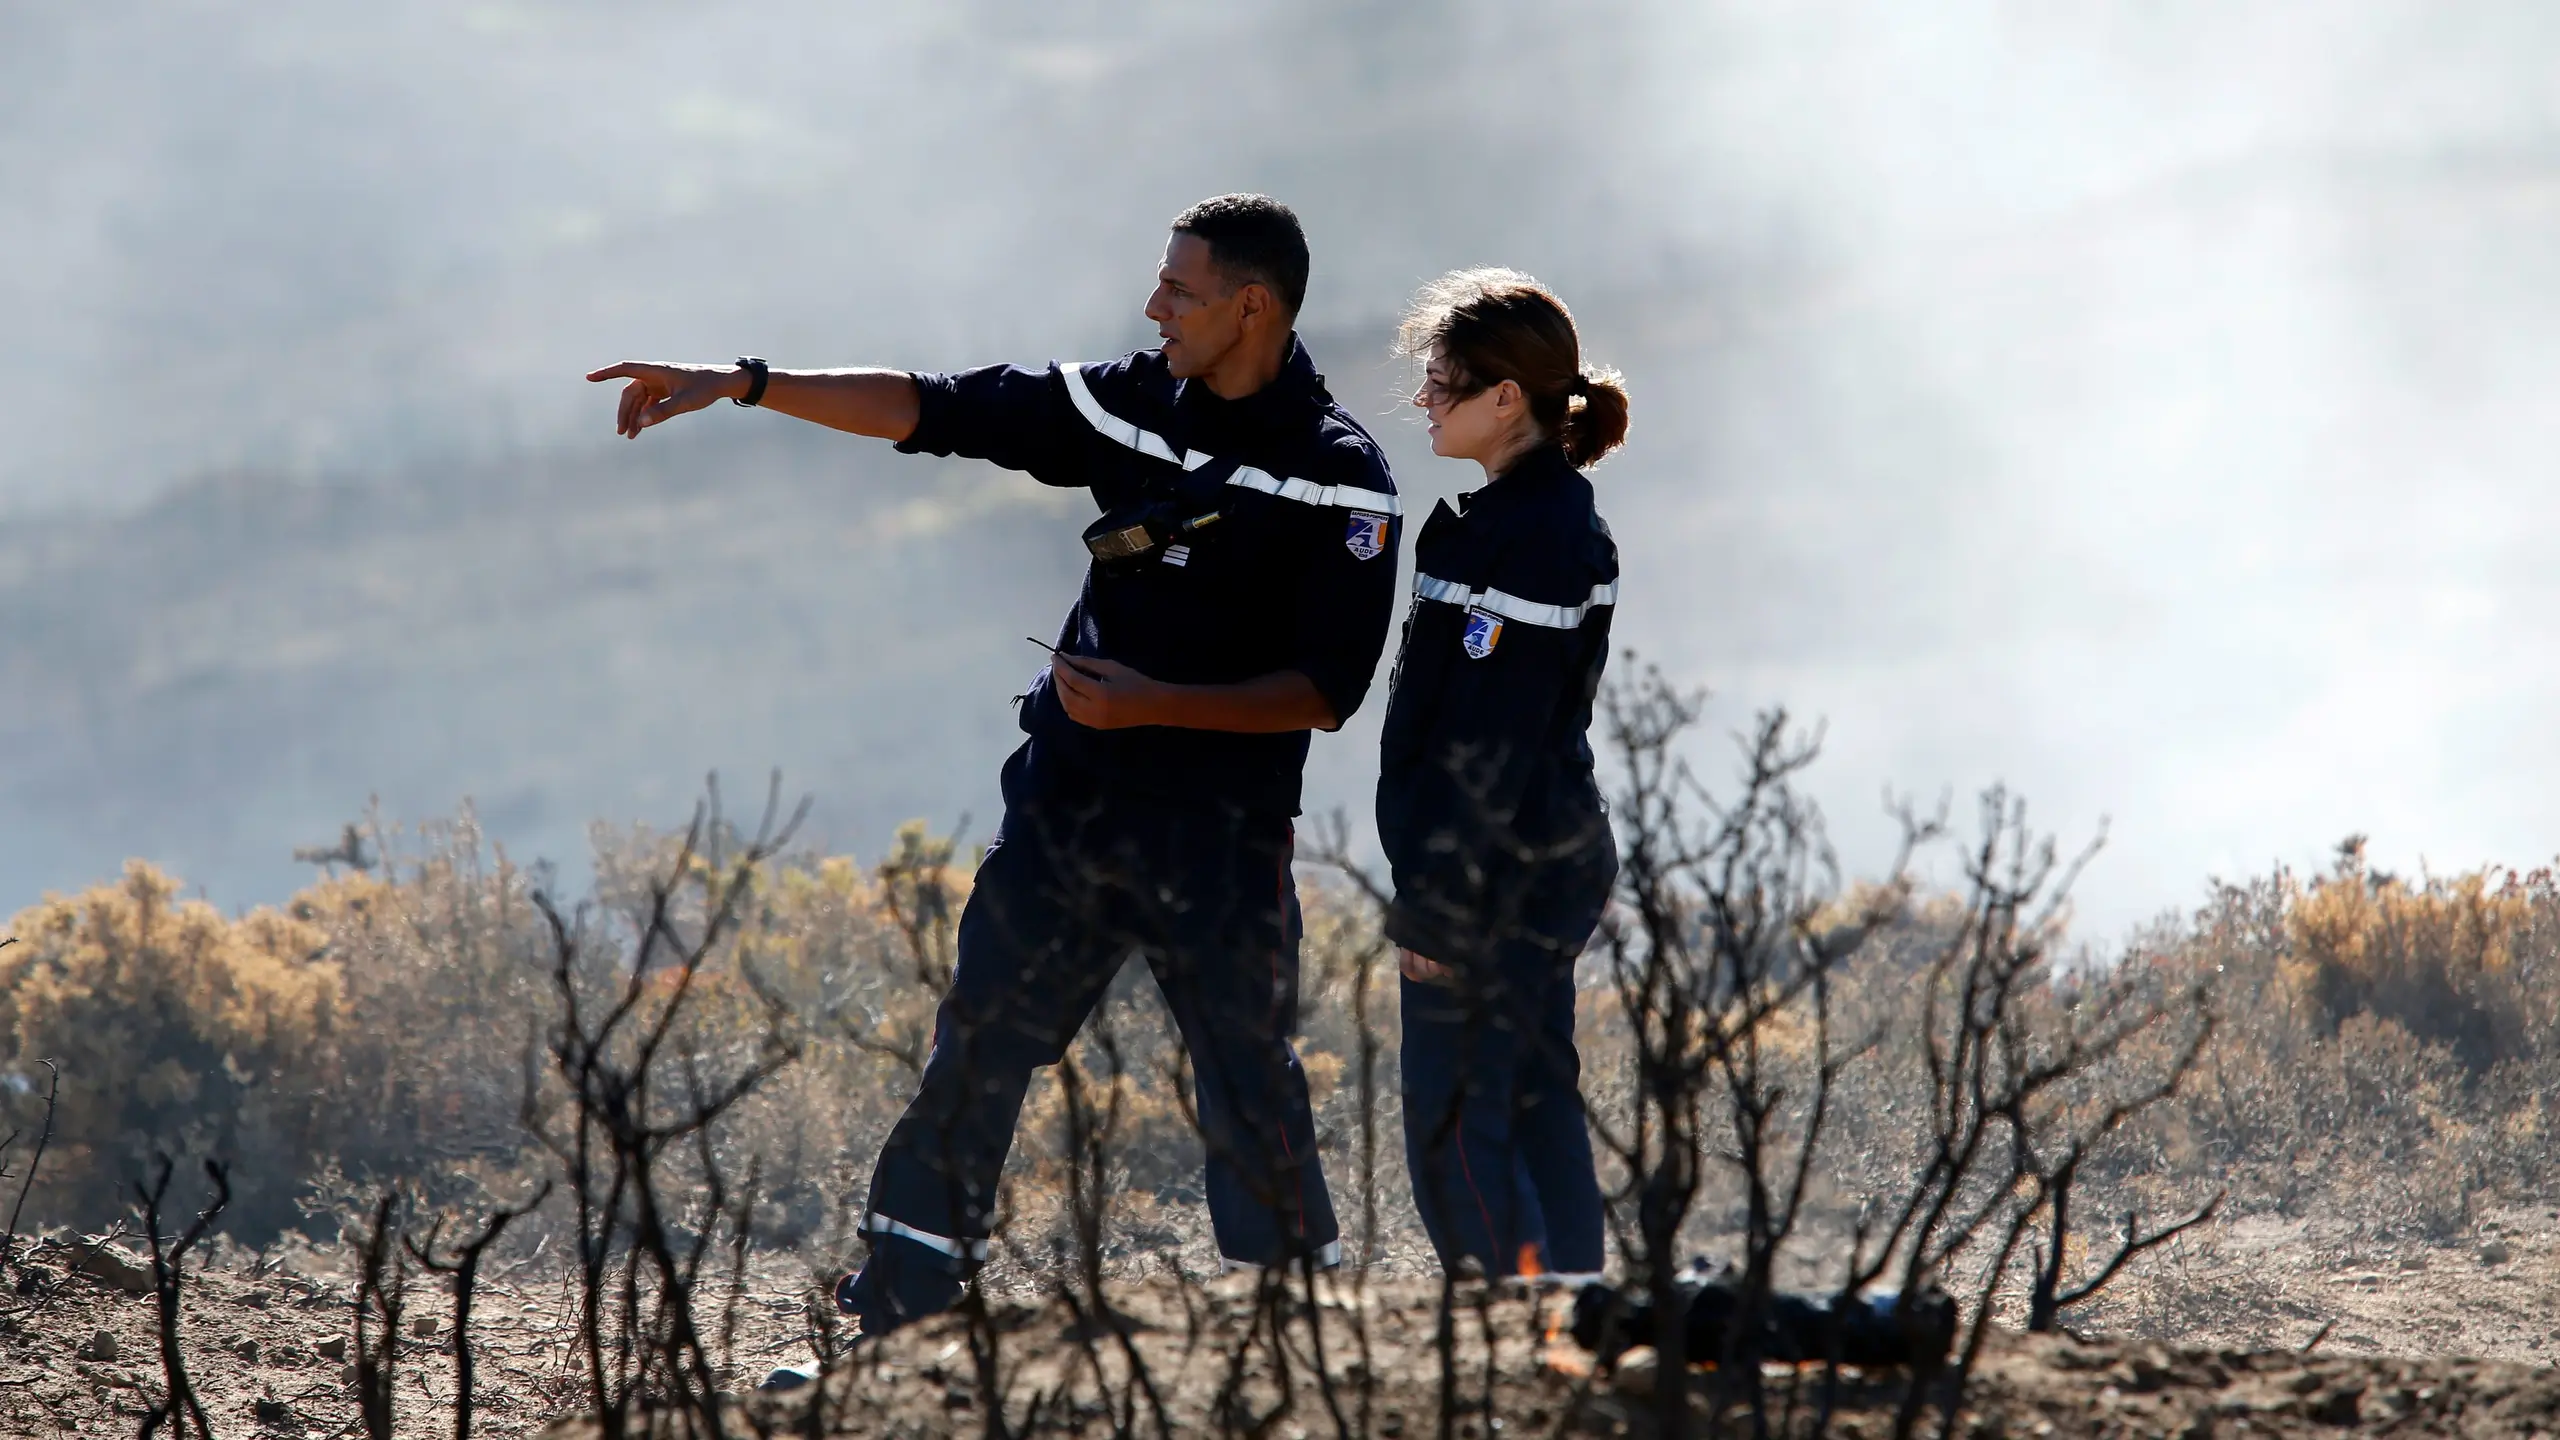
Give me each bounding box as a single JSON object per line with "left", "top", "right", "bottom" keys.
{"left": 1049, "top": 652, "right": 1166, "bottom": 729}
{"left": 1028, "top": 637, "right": 1166, "bottom": 731}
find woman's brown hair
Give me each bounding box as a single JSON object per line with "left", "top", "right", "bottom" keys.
{"left": 1396, "top": 267, "right": 1629, "bottom": 468}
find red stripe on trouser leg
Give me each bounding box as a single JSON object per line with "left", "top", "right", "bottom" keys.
{"left": 1271, "top": 840, "right": 1307, "bottom": 1239}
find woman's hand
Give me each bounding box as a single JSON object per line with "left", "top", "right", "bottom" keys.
{"left": 1399, "top": 948, "right": 1453, "bottom": 983}
{"left": 1050, "top": 654, "right": 1165, "bottom": 729}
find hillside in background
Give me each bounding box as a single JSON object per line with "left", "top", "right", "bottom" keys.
{"left": 0, "top": 406, "right": 1088, "bottom": 906}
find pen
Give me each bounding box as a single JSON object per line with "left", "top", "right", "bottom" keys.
{"left": 1027, "top": 637, "right": 1101, "bottom": 674}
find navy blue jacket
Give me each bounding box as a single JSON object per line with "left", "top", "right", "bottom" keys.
{"left": 898, "top": 337, "right": 1401, "bottom": 817}
{"left": 1376, "top": 446, "right": 1619, "bottom": 958}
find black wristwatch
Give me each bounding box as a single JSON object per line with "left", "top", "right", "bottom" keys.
{"left": 732, "top": 356, "right": 770, "bottom": 408}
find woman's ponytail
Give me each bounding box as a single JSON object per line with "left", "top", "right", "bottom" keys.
{"left": 1561, "top": 367, "right": 1630, "bottom": 467}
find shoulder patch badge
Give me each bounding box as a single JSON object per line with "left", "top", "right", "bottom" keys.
{"left": 1344, "top": 511, "right": 1388, "bottom": 561}
{"left": 1461, "top": 607, "right": 1503, "bottom": 659}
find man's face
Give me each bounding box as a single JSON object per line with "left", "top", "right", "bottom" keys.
{"left": 1145, "top": 232, "right": 1248, "bottom": 379}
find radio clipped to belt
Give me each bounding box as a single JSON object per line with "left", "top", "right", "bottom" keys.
{"left": 1083, "top": 499, "right": 1225, "bottom": 569}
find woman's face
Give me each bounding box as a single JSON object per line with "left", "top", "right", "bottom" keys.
{"left": 1414, "top": 348, "right": 1523, "bottom": 465}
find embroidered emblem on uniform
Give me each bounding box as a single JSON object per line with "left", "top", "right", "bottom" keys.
{"left": 1461, "top": 607, "right": 1503, "bottom": 659}
{"left": 1162, "top": 544, "right": 1192, "bottom": 568}
{"left": 1344, "top": 511, "right": 1388, "bottom": 561}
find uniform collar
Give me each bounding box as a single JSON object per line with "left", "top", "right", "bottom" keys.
{"left": 1173, "top": 334, "right": 1325, "bottom": 447}
{"left": 1457, "top": 443, "right": 1574, "bottom": 513}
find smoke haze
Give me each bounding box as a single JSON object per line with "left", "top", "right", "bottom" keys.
{"left": 5, "top": 1, "right": 2557, "bottom": 939}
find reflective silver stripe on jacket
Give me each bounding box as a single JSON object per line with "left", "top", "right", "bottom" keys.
{"left": 1061, "top": 362, "right": 1401, "bottom": 516}
{"left": 1061, "top": 362, "right": 1195, "bottom": 468}
{"left": 1413, "top": 572, "right": 1618, "bottom": 629}
{"left": 862, "top": 1211, "right": 990, "bottom": 1262}
{"left": 1223, "top": 465, "right": 1400, "bottom": 515}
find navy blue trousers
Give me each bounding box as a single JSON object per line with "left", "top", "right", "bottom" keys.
{"left": 1398, "top": 853, "right": 1611, "bottom": 1280}
{"left": 843, "top": 752, "right": 1340, "bottom": 1333}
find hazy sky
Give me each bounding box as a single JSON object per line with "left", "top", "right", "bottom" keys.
{"left": 6, "top": 1, "right": 2558, "bottom": 940}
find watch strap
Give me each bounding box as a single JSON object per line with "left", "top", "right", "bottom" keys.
{"left": 732, "top": 356, "right": 770, "bottom": 407}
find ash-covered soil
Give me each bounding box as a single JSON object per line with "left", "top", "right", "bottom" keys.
{"left": 13, "top": 1207, "right": 2560, "bottom": 1438}
{"left": 0, "top": 1234, "right": 728, "bottom": 1438}
{"left": 2064, "top": 1201, "right": 2560, "bottom": 1365}
{"left": 1957, "top": 1330, "right": 2560, "bottom": 1439}
{"left": 554, "top": 1279, "right": 2560, "bottom": 1440}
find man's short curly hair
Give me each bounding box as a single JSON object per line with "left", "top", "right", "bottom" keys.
{"left": 1171, "top": 194, "right": 1309, "bottom": 317}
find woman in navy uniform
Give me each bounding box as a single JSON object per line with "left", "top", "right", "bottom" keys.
{"left": 1378, "top": 269, "right": 1627, "bottom": 1283}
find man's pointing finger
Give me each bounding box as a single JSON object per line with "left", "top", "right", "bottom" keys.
{"left": 586, "top": 363, "right": 639, "bottom": 383}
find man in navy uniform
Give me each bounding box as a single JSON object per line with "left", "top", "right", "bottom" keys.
{"left": 589, "top": 194, "right": 1399, "bottom": 1345}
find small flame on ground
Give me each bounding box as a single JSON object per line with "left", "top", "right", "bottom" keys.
{"left": 1532, "top": 1253, "right": 1582, "bottom": 1378}
{"left": 1541, "top": 1332, "right": 1592, "bottom": 1380}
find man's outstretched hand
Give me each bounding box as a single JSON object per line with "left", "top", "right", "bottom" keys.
{"left": 586, "top": 361, "right": 745, "bottom": 437}
{"left": 585, "top": 361, "right": 921, "bottom": 442}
